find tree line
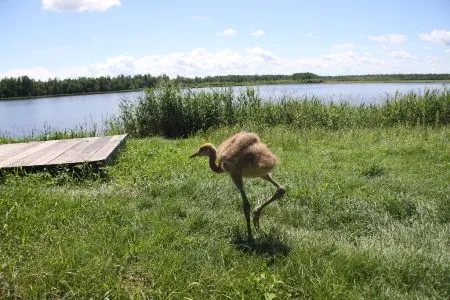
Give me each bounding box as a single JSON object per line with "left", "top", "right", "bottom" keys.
{"left": 173, "top": 72, "right": 321, "bottom": 86}
{"left": 319, "top": 73, "right": 450, "bottom": 82}
{"left": 175, "top": 73, "right": 450, "bottom": 86}
{"left": 1, "top": 72, "right": 449, "bottom": 99}
{"left": 0, "top": 74, "right": 160, "bottom": 99}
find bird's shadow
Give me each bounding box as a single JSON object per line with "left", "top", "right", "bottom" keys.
{"left": 229, "top": 226, "right": 291, "bottom": 259}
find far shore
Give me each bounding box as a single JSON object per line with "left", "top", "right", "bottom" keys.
{"left": 183, "top": 79, "right": 450, "bottom": 88}
{"left": 0, "top": 88, "right": 144, "bottom": 101}
{"left": 1, "top": 79, "right": 449, "bottom": 101}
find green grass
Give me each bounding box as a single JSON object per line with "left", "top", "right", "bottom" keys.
{"left": 1, "top": 126, "right": 449, "bottom": 299}
{"left": 0, "top": 123, "right": 99, "bottom": 144}
{"left": 114, "top": 82, "right": 450, "bottom": 138}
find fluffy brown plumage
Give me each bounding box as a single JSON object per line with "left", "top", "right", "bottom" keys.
{"left": 190, "top": 131, "right": 285, "bottom": 240}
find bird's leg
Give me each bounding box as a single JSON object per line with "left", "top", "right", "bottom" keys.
{"left": 240, "top": 189, "right": 253, "bottom": 241}
{"left": 253, "top": 174, "right": 285, "bottom": 230}
{"left": 231, "top": 174, "right": 253, "bottom": 241}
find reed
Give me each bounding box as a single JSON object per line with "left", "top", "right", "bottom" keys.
{"left": 114, "top": 81, "right": 450, "bottom": 138}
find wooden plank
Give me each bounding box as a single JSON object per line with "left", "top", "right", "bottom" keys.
{"left": 0, "top": 142, "right": 41, "bottom": 163}
{"left": 86, "top": 134, "right": 127, "bottom": 162}
{"left": 8, "top": 139, "right": 82, "bottom": 167}
{"left": 0, "top": 134, "right": 127, "bottom": 169}
{"left": 48, "top": 136, "right": 110, "bottom": 165}
{"left": 0, "top": 140, "right": 60, "bottom": 168}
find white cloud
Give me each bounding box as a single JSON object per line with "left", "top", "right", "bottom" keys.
{"left": 246, "top": 47, "right": 279, "bottom": 66}
{"left": 193, "top": 15, "right": 210, "bottom": 21}
{"left": 217, "top": 28, "right": 237, "bottom": 37}
{"left": 331, "top": 43, "right": 354, "bottom": 52}
{"left": 250, "top": 29, "right": 265, "bottom": 38}
{"left": 377, "top": 45, "right": 390, "bottom": 52}
{"left": 2, "top": 47, "right": 450, "bottom": 80}
{"left": 419, "top": 29, "right": 450, "bottom": 45}
{"left": 369, "top": 33, "right": 407, "bottom": 43}
{"left": 446, "top": 49, "right": 450, "bottom": 53}
{"left": 389, "top": 50, "right": 416, "bottom": 60}
{"left": 306, "top": 33, "right": 317, "bottom": 39}
{"left": 0, "top": 67, "right": 53, "bottom": 80}
{"left": 322, "top": 51, "right": 384, "bottom": 68}
{"left": 0, "top": 49, "right": 280, "bottom": 80}
{"left": 425, "top": 55, "right": 439, "bottom": 64}
{"left": 246, "top": 47, "right": 276, "bottom": 58}
{"left": 272, "top": 51, "right": 386, "bottom": 75}
{"left": 42, "top": 0, "right": 121, "bottom": 12}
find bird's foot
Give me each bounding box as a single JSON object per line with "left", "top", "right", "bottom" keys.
{"left": 252, "top": 208, "right": 261, "bottom": 231}
{"left": 276, "top": 187, "right": 286, "bottom": 197}
{"left": 247, "top": 233, "right": 254, "bottom": 243}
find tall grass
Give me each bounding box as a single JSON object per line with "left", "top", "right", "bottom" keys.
{"left": 113, "top": 81, "right": 450, "bottom": 138}
{"left": 0, "top": 123, "right": 99, "bottom": 144}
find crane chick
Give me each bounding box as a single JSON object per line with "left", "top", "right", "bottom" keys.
{"left": 190, "top": 131, "right": 285, "bottom": 240}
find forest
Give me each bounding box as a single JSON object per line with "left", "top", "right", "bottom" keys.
{"left": 1, "top": 72, "right": 449, "bottom": 99}
{"left": 0, "top": 74, "right": 160, "bottom": 99}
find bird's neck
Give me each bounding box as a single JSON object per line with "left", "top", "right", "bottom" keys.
{"left": 208, "top": 147, "right": 224, "bottom": 174}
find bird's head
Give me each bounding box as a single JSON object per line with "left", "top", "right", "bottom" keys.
{"left": 190, "top": 143, "right": 216, "bottom": 158}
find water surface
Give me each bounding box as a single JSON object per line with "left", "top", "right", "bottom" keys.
{"left": 0, "top": 82, "right": 446, "bottom": 137}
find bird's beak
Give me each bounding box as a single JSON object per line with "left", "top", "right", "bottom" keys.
{"left": 190, "top": 151, "right": 200, "bottom": 158}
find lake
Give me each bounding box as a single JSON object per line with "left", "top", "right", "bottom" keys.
{"left": 0, "top": 82, "right": 447, "bottom": 137}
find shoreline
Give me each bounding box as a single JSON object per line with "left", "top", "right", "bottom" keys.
{"left": 183, "top": 79, "right": 450, "bottom": 89}
{"left": 1, "top": 80, "right": 448, "bottom": 101}
{"left": 0, "top": 88, "right": 143, "bottom": 101}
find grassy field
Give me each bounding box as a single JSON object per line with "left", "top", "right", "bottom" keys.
{"left": 1, "top": 125, "right": 449, "bottom": 299}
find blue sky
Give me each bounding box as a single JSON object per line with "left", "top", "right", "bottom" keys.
{"left": 1, "top": 0, "right": 449, "bottom": 79}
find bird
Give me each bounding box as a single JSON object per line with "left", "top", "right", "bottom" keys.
{"left": 190, "top": 131, "right": 285, "bottom": 240}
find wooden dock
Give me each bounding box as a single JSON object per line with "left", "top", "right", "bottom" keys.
{"left": 0, "top": 134, "right": 127, "bottom": 170}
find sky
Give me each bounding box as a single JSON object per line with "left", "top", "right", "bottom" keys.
{"left": 0, "top": 0, "right": 449, "bottom": 80}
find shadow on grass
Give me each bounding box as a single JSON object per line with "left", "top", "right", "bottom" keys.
{"left": 229, "top": 226, "right": 291, "bottom": 259}
{"left": 362, "top": 164, "right": 385, "bottom": 178}
{"left": 0, "top": 163, "right": 110, "bottom": 185}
